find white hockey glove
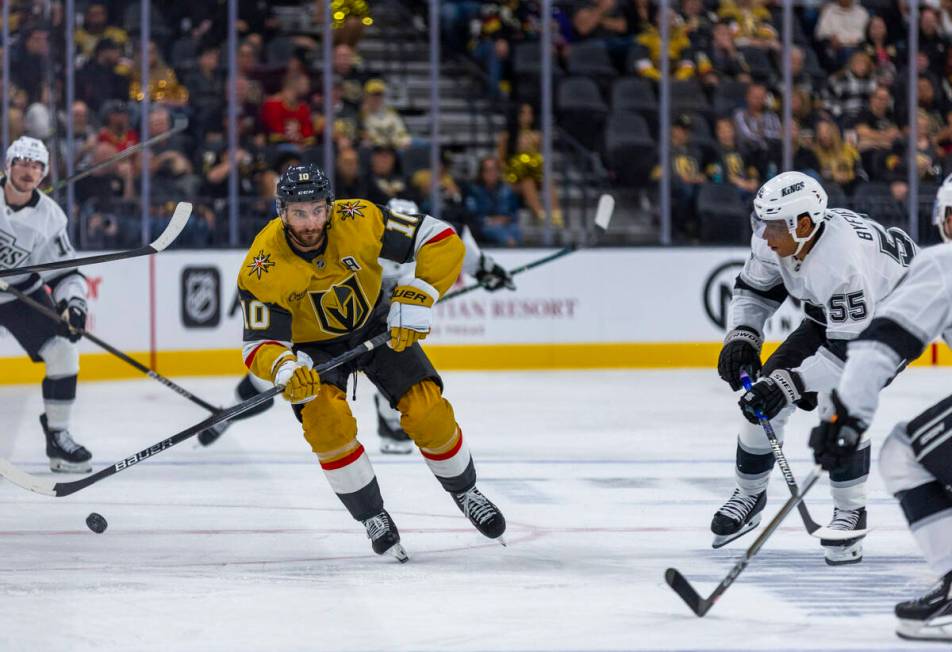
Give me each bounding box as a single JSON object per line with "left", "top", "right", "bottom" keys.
{"left": 388, "top": 277, "right": 438, "bottom": 352}
{"left": 475, "top": 253, "right": 515, "bottom": 292}
{"left": 272, "top": 351, "right": 321, "bottom": 404}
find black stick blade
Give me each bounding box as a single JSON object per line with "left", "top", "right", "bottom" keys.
{"left": 665, "top": 568, "right": 710, "bottom": 617}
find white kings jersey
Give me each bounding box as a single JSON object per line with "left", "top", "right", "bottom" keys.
{"left": 837, "top": 243, "right": 952, "bottom": 423}
{"left": 379, "top": 223, "right": 483, "bottom": 295}
{"left": 728, "top": 208, "right": 917, "bottom": 393}
{"left": 0, "top": 183, "right": 85, "bottom": 306}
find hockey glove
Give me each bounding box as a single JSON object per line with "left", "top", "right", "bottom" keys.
{"left": 57, "top": 297, "right": 87, "bottom": 342}
{"left": 273, "top": 354, "right": 321, "bottom": 404}
{"left": 738, "top": 369, "right": 804, "bottom": 424}
{"left": 388, "top": 277, "right": 438, "bottom": 352}
{"left": 475, "top": 254, "right": 515, "bottom": 292}
{"left": 808, "top": 390, "right": 868, "bottom": 471}
{"left": 717, "top": 327, "right": 763, "bottom": 391}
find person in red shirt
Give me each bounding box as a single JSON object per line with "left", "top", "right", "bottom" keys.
{"left": 259, "top": 73, "right": 314, "bottom": 145}
{"left": 96, "top": 100, "right": 139, "bottom": 152}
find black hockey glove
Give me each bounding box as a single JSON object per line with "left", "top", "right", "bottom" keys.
{"left": 475, "top": 254, "right": 515, "bottom": 292}
{"left": 739, "top": 369, "right": 804, "bottom": 424}
{"left": 717, "top": 326, "right": 763, "bottom": 391}
{"left": 57, "top": 297, "right": 87, "bottom": 342}
{"left": 808, "top": 390, "right": 868, "bottom": 471}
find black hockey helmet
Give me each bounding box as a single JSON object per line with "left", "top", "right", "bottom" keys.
{"left": 276, "top": 163, "right": 333, "bottom": 210}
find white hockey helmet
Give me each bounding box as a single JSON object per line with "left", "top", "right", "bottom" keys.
{"left": 751, "top": 171, "right": 827, "bottom": 255}
{"left": 386, "top": 197, "right": 419, "bottom": 215}
{"left": 5, "top": 135, "right": 49, "bottom": 180}
{"left": 932, "top": 173, "right": 952, "bottom": 242}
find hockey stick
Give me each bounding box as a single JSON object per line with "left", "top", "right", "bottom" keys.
{"left": 666, "top": 466, "right": 822, "bottom": 617}
{"left": 0, "top": 332, "right": 391, "bottom": 497}
{"left": 0, "top": 202, "right": 192, "bottom": 278}
{"left": 739, "top": 371, "right": 868, "bottom": 541}
{"left": 0, "top": 278, "right": 229, "bottom": 443}
{"left": 44, "top": 119, "right": 188, "bottom": 194}
{"left": 440, "top": 193, "right": 615, "bottom": 302}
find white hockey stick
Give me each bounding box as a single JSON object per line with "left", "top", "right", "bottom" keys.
{"left": 0, "top": 202, "right": 192, "bottom": 278}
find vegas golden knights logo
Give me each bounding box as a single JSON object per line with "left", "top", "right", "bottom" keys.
{"left": 309, "top": 275, "right": 370, "bottom": 334}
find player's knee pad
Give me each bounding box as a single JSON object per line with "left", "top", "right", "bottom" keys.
{"left": 397, "top": 380, "right": 457, "bottom": 449}
{"left": 880, "top": 423, "right": 938, "bottom": 495}
{"left": 38, "top": 336, "right": 79, "bottom": 378}
{"left": 300, "top": 385, "right": 358, "bottom": 457}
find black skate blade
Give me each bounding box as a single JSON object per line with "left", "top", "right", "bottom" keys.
{"left": 197, "top": 419, "right": 232, "bottom": 447}
{"left": 711, "top": 514, "right": 761, "bottom": 549}
{"left": 665, "top": 568, "right": 711, "bottom": 617}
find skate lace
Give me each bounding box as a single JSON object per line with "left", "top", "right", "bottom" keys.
{"left": 718, "top": 491, "right": 760, "bottom": 523}
{"left": 458, "top": 489, "right": 495, "bottom": 525}
{"left": 915, "top": 574, "right": 952, "bottom": 605}
{"left": 53, "top": 430, "right": 83, "bottom": 454}
{"left": 364, "top": 513, "right": 391, "bottom": 541}
{"left": 829, "top": 508, "right": 861, "bottom": 531}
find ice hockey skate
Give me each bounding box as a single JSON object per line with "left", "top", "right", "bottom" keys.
{"left": 40, "top": 413, "right": 91, "bottom": 473}
{"left": 896, "top": 571, "right": 952, "bottom": 642}
{"left": 362, "top": 510, "right": 409, "bottom": 563}
{"left": 375, "top": 393, "right": 413, "bottom": 455}
{"left": 821, "top": 507, "right": 865, "bottom": 566}
{"left": 710, "top": 490, "right": 766, "bottom": 548}
{"left": 453, "top": 486, "right": 507, "bottom": 544}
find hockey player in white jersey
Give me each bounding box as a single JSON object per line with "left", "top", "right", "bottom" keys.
{"left": 227, "top": 197, "right": 515, "bottom": 454}
{"left": 713, "top": 170, "right": 916, "bottom": 564}
{"left": 0, "top": 136, "right": 92, "bottom": 472}
{"left": 810, "top": 181, "right": 952, "bottom": 642}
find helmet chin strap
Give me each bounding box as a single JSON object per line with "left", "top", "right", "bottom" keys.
{"left": 791, "top": 217, "right": 821, "bottom": 258}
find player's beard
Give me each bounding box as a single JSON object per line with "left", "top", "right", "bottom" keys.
{"left": 286, "top": 221, "right": 326, "bottom": 250}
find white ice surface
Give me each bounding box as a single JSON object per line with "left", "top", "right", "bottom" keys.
{"left": 0, "top": 368, "right": 947, "bottom": 651}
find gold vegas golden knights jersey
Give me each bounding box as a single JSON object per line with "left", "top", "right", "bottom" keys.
{"left": 238, "top": 198, "right": 464, "bottom": 382}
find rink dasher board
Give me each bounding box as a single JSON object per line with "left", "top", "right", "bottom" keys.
{"left": 0, "top": 248, "right": 948, "bottom": 381}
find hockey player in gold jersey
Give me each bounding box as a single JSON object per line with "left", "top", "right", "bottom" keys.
{"left": 237, "top": 164, "right": 506, "bottom": 561}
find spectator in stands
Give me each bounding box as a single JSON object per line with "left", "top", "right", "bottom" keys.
{"left": 471, "top": 2, "right": 522, "bottom": 98}
{"left": 733, "top": 82, "right": 781, "bottom": 176}
{"left": 619, "top": 0, "right": 653, "bottom": 37}
{"left": 464, "top": 156, "right": 521, "bottom": 247}
{"left": 61, "top": 100, "right": 98, "bottom": 172}
{"left": 791, "top": 120, "right": 822, "bottom": 177}
{"left": 941, "top": 0, "right": 952, "bottom": 37}
{"left": 632, "top": 9, "right": 709, "bottom": 81}
{"left": 12, "top": 27, "right": 51, "bottom": 103}
{"left": 717, "top": 0, "right": 778, "bottom": 50}
{"left": 884, "top": 110, "right": 945, "bottom": 183}
{"left": 703, "top": 21, "right": 751, "bottom": 86}
{"left": 853, "top": 86, "right": 901, "bottom": 165}
{"left": 97, "top": 100, "right": 138, "bottom": 152}
{"left": 920, "top": 8, "right": 948, "bottom": 79}
{"left": 83, "top": 211, "right": 127, "bottom": 249}
{"left": 322, "top": 0, "right": 373, "bottom": 48}
{"left": 707, "top": 117, "right": 759, "bottom": 202}
{"left": 825, "top": 51, "right": 877, "bottom": 124}
{"left": 76, "top": 38, "right": 130, "bottom": 114}
{"left": 497, "top": 102, "right": 564, "bottom": 228}
{"left": 6, "top": 107, "right": 23, "bottom": 144}
{"left": 862, "top": 15, "right": 898, "bottom": 87}
{"left": 333, "top": 43, "right": 369, "bottom": 112}
{"left": 237, "top": 40, "right": 264, "bottom": 107}
{"left": 359, "top": 79, "right": 412, "bottom": 151}
{"left": 196, "top": 123, "right": 262, "bottom": 199}
{"left": 184, "top": 42, "right": 225, "bottom": 139}
{"left": 260, "top": 72, "right": 315, "bottom": 146}
{"left": 131, "top": 41, "right": 189, "bottom": 107}
{"left": 410, "top": 149, "right": 470, "bottom": 226}
{"left": 74, "top": 3, "right": 128, "bottom": 62}
{"left": 815, "top": 0, "right": 869, "bottom": 69}
{"left": 813, "top": 117, "right": 864, "bottom": 194}
{"left": 76, "top": 141, "right": 136, "bottom": 205}
{"left": 24, "top": 102, "right": 52, "bottom": 142}
{"left": 654, "top": 114, "right": 706, "bottom": 240}
{"left": 365, "top": 145, "right": 408, "bottom": 205}
{"left": 788, "top": 46, "right": 817, "bottom": 96}
{"left": 680, "top": 0, "right": 717, "bottom": 51}
{"left": 898, "top": 76, "right": 948, "bottom": 134}
{"left": 146, "top": 107, "right": 199, "bottom": 200}
{"left": 334, "top": 146, "right": 367, "bottom": 199}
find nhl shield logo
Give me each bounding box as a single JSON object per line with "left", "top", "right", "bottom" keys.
{"left": 181, "top": 266, "right": 221, "bottom": 328}
{"left": 309, "top": 275, "right": 370, "bottom": 334}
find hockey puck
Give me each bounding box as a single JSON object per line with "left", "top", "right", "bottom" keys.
{"left": 85, "top": 512, "right": 107, "bottom": 534}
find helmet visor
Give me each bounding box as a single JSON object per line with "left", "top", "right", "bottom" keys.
{"left": 750, "top": 212, "right": 789, "bottom": 240}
